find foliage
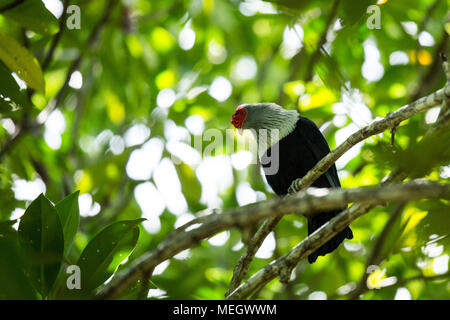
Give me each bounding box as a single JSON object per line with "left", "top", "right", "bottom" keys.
{"left": 0, "top": 0, "right": 449, "bottom": 300}
{"left": 0, "top": 191, "right": 143, "bottom": 299}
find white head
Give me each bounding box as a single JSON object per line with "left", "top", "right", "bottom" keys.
{"left": 231, "top": 103, "right": 299, "bottom": 152}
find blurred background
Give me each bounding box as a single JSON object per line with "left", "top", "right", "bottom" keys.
{"left": 1, "top": 0, "right": 449, "bottom": 299}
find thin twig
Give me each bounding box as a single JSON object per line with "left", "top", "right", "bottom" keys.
{"left": 137, "top": 269, "right": 153, "bottom": 300}
{"left": 226, "top": 216, "right": 282, "bottom": 296}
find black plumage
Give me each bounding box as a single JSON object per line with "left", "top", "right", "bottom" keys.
{"left": 261, "top": 116, "right": 353, "bottom": 263}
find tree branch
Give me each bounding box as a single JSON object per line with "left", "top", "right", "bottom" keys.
{"left": 288, "top": 84, "right": 449, "bottom": 194}
{"left": 98, "top": 179, "right": 450, "bottom": 299}
{"left": 224, "top": 168, "right": 406, "bottom": 300}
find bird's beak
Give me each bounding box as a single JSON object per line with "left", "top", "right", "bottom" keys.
{"left": 238, "top": 128, "right": 243, "bottom": 135}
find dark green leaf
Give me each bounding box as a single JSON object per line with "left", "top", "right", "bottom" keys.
{"left": 0, "top": 234, "right": 37, "bottom": 299}
{"left": 0, "top": 219, "right": 17, "bottom": 234}
{"left": 18, "top": 194, "right": 64, "bottom": 297}
{"left": 0, "top": 62, "right": 30, "bottom": 110}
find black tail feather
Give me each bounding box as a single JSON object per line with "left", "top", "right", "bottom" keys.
{"left": 307, "top": 210, "right": 353, "bottom": 264}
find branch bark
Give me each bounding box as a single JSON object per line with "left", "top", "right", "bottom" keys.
{"left": 98, "top": 179, "right": 450, "bottom": 299}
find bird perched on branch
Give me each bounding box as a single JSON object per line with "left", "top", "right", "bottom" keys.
{"left": 231, "top": 103, "right": 353, "bottom": 263}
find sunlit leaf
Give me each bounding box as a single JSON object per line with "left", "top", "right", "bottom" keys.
{"left": 0, "top": 32, "right": 45, "bottom": 92}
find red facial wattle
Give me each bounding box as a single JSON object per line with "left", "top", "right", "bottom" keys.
{"left": 231, "top": 106, "right": 247, "bottom": 129}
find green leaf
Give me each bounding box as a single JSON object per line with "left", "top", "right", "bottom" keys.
{"left": 315, "top": 48, "right": 348, "bottom": 92}
{"left": 77, "top": 219, "right": 145, "bottom": 292}
{"left": 0, "top": 62, "right": 30, "bottom": 110}
{"left": 18, "top": 194, "right": 64, "bottom": 297}
{"left": 0, "top": 233, "right": 37, "bottom": 299}
{"left": 55, "top": 190, "right": 80, "bottom": 256}
{"left": 0, "top": 32, "right": 45, "bottom": 92}
{"left": 2, "top": 0, "right": 59, "bottom": 35}
{"left": 0, "top": 219, "right": 17, "bottom": 234}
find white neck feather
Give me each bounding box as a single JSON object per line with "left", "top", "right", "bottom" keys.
{"left": 253, "top": 110, "right": 299, "bottom": 157}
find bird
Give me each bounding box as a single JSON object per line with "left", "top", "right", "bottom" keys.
{"left": 231, "top": 102, "right": 353, "bottom": 263}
